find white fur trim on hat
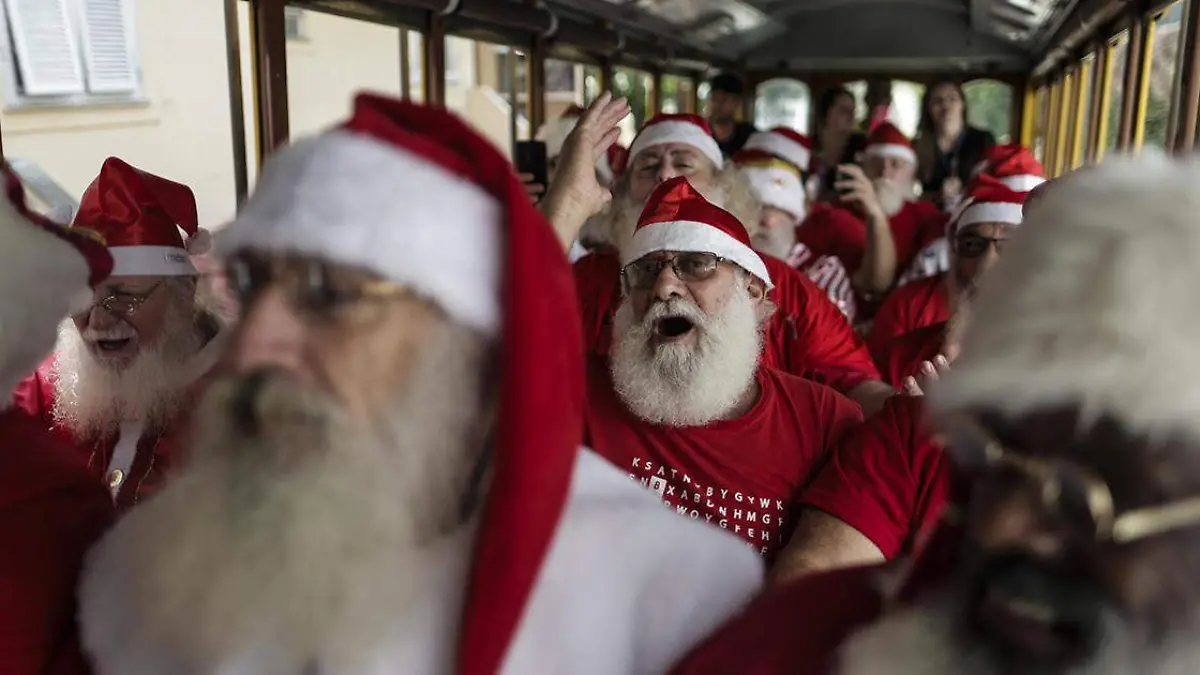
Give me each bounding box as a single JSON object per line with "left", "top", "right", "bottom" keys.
{"left": 931, "top": 152, "right": 1200, "bottom": 440}
{"left": 863, "top": 143, "right": 917, "bottom": 166}
{"left": 629, "top": 122, "right": 724, "bottom": 170}
{"left": 954, "top": 201, "right": 1023, "bottom": 230}
{"left": 742, "top": 165, "right": 806, "bottom": 223}
{"left": 744, "top": 133, "right": 810, "bottom": 172}
{"left": 109, "top": 246, "right": 198, "bottom": 276}
{"left": 622, "top": 220, "right": 773, "bottom": 290}
{"left": 998, "top": 174, "right": 1046, "bottom": 192}
{"left": 218, "top": 130, "right": 501, "bottom": 335}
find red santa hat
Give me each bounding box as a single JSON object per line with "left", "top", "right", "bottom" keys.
{"left": 218, "top": 93, "right": 581, "bottom": 675}
{"left": 73, "top": 158, "right": 205, "bottom": 277}
{"left": 862, "top": 122, "right": 917, "bottom": 166}
{"left": 743, "top": 127, "right": 812, "bottom": 174}
{"left": 623, "top": 176, "right": 773, "bottom": 289}
{"left": 597, "top": 142, "right": 629, "bottom": 186}
{"left": 628, "top": 113, "right": 724, "bottom": 169}
{"left": 4, "top": 167, "right": 112, "bottom": 289}
{"left": 970, "top": 143, "right": 1046, "bottom": 192}
{"left": 932, "top": 153, "right": 1200, "bottom": 442}
{"left": 947, "top": 176, "right": 1027, "bottom": 239}
{"left": 733, "top": 149, "right": 806, "bottom": 223}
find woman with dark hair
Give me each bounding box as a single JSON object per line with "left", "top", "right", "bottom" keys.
{"left": 810, "top": 86, "right": 868, "bottom": 203}
{"left": 914, "top": 79, "right": 995, "bottom": 210}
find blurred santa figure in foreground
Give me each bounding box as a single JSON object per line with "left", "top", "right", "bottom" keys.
{"left": 0, "top": 166, "right": 115, "bottom": 675}
{"left": 78, "top": 93, "right": 760, "bottom": 675}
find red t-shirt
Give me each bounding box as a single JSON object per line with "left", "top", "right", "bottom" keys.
{"left": 800, "top": 394, "right": 952, "bottom": 559}
{"left": 866, "top": 274, "right": 950, "bottom": 359}
{"left": 584, "top": 357, "right": 863, "bottom": 559}
{"left": 0, "top": 407, "right": 114, "bottom": 675}
{"left": 573, "top": 251, "right": 880, "bottom": 396}
{"left": 876, "top": 322, "right": 946, "bottom": 388}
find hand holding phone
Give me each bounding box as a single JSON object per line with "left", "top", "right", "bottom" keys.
{"left": 514, "top": 141, "right": 549, "bottom": 200}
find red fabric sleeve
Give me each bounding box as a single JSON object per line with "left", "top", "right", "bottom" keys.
{"left": 0, "top": 461, "right": 113, "bottom": 675}
{"left": 573, "top": 253, "right": 622, "bottom": 356}
{"left": 866, "top": 285, "right": 917, "bottom": 360}
{"left": 11, "top": 366, "right": 54, "bottom": 427}
{"left": 800, "top": 395, "right": 948, "bottom": 559}
{"left": 668, "top": 565, "right": 884, "bottom": 675}
{"left": 769, "top": 277, "right": 881, "bottom": 395}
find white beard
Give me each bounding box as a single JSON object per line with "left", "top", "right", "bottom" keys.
{"left": 610, "top": 287, "right": 763, "bottom": 426}
{"left": 839, "top": 590, "right": 1200, "bottom": 675}
{"left": 80, "top": 319, "right": 493, "bottom": 673}
{"left": 874, "top": 178, "right": 910, "bottom": 218}
{"left": 51, "top": 301, "right": 203, "bottom": 440}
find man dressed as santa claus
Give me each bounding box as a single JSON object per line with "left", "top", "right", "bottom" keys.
{"left": 13, "top": 158, "right": 224, "bottom": 510}
{"left": 79, "top": 93, "right": 761, "bottom": 675}
{"left": 793, "top": 122, "right": 945, "bottom": 317}
{"left": 867, "top": 143, "right": 1046, "bottom": 355}
{"left": 671, "top": 152, "right": 1200, "bottom": 675}
{"left": 0, "top": 166, "right": 115, "bottom": 675}
{"left": 583, "top": 176, "right": 864, "bottom": 562}
{"left": 548, "top": 101, "right": 893, "bottom": 413}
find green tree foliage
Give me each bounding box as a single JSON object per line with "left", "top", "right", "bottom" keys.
{"left": 963, "top": 80, "right": 1012, "bottom": 142}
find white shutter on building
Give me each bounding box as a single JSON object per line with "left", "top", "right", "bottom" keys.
{"left": 4, "top": 0, "right": 86, "bottom": 96}
{"left": 79, "top": 0, "right": 138, "bottom": 93}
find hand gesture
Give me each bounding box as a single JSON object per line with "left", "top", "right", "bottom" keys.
{"left": 901, "top": 355, "right": 952, "bottom": 397}
{"left": 552, "top": 92, "right": 630, "bottom": 220}
{"left": 519, "top": 173, "right": 545, "bottom": 204}
{"left": 834, "top": 164, "right": 885, "bottom": 221}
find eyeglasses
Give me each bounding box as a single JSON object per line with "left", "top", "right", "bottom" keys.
{"left": 226, "top": 255, "right": 415, "bottom": 321}
{"left": 622, "top": 252, "right": 727, "bottom": 291}
{"left": 954, "top": 233, "right": 1007, "bottom": 259}
{"left": 939, "top": 418, "right": 1200, "bottom": 545}
{"left": 86, "top": 281, "right": 164, "bottom": 318}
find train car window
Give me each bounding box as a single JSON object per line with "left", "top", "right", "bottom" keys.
{"left": 405, "top": 31, "right": 425, "bottom": 103}
{"left": 963, "top": 79, "right": 1014, "bottom": 143}
{"left": 754, "top": 78, "right": 812, "bottom": 133}
{"left": 697, "top": 81, "right": 712, "bottom": 117}
{"left": 614, "top": 67, "right": 654, "bottom": 144}
{"left": 1103, "top": 30, "right": 1131, "bottom": 155}
{"left": 1141, "top": 2, "right": 1184, "bottom": 150}
{"left": 661, "top": 75, "right": 693, "bottom": 114}
{"left": 443, "top": 36, "right": 529, "bottom": 158}
{"left": 543, "top": 59, "right": 601, "bottom": 112}
{"left": 0, "top": 0, "right": 250, "bottom": 225}
{"left": 1031, "top": 85, "right": 1049, "bottom": 162}
{"left": 1073, "top": 55, "right": 1096, "bottom": 168}
{"left": 287, "top": 9, "right": 404, "bottom": 139}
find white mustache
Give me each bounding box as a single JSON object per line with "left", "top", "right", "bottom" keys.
{"left": 643, "top": 298, "right": 707, "bottom": 328}
{"left": 83, "top": 327, "right": 136, "bottom": 341}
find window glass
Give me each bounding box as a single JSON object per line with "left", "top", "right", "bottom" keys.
{"left": 963, "top": 79, "right": 1013, "bottom": 143}
{"left": 443, "top": 36, "right": 527, "bottom": 158}
{"left": 1104, "top": 30, "right": 1130, "bottom": 153}
{"left": 1142, "top": 2, "right": 1183, "bottom": 149}
{"left": 754, "top": 78, "right": 810, "bottom": 133}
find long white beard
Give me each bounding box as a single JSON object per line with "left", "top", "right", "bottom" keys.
{"left": 610, "top": 287, "right": 763, "bottom": 426}
{"left": 51, "top": 303, "right": 203, "bottom": 440}
{"left": 839, "top": 590, "right": 1200, "bottom": 675}
{"left": 80, "top": 319, "right": 492, "bottom": 673}
{"left": 874, "top": 178, "right": 910, "bottom": 218}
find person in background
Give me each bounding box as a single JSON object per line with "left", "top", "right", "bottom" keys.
{"left": 0, "top": 165, "right": 115, "bottom": 675}
{"left": 914, "top": 79, "right": 996, "bottom": 211}
{"left": 13, "top": 159, "right": 226, "bottom": 512}
{"left": 868, "top": 145, "right": 1045, "bottom": 356}
{"left": 557, "top": 111, "right": 892, "bottom": 415}
{"left": 810, "top": 86, "right": 868, "bottom": 203}
{"left": 863, "top": 79, "right": 893, "bottom": 133}
{"left": 706, "top": 71, "right": 758, "bottom": 157}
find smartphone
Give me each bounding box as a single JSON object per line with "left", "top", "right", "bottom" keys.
{"left": 836, "top": 168, "right": 854, "bottom": 195}
{"left": 514, "top": 140, "right": 549, "bottom": 194}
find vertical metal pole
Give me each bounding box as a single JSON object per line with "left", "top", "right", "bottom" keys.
{"left": 400, "top": 28, "right": 411, "bottom": 100}
{"left": 224, "top": 0, "right": 249, "bottom": 204}
{"left": 424, "top": 12, "right": 446, "bottom": 106}
{"left": 1117, "top": 15, "right": 1145, "bottom": 151}
{"left": 251, "top": 0, "right": 289, "bottom": 162}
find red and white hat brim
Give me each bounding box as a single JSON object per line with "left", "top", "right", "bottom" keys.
{"left": 954, "top": 200, "right": 1024, "bottom": 231}
{"left": 744, "top": 133, "right": 810, "bottom": 172}
{"left": 622, "top": 219, "right": 773, "bottom": 290}
{"left": 629, "top": 121, "right": 724, "bottom": 170}
{"left": 998, "top": 174, "right": 1046, "bottom": 192}
{"left": 219, "top": 129, "right": 501, "bottom": 335}
{"left": 108, "top": 246, "right": 198, "bottom": 276}
{"left": 742, "top": 165, "right": 806, "bottom": 223}
{"left": 863, "top": 143, "right": 917, "bottom": 166}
